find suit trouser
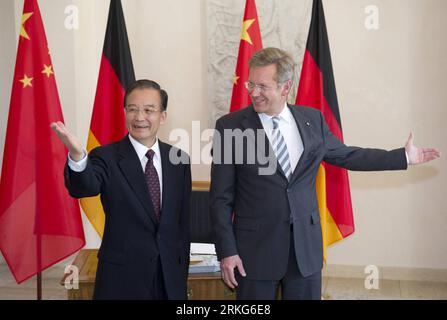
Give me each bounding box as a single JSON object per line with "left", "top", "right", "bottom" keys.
{"left": 235, "top": 225, "right": 322, "bottom": 300}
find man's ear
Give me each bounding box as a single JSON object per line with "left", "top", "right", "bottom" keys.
{"left": 281, "top": 80, "right": 292, "bottom": 96}
{"left": 160, "top": 111, "right": 167, "bottom": 124}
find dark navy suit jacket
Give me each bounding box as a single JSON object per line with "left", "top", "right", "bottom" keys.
{"left": 65, "top": 135, "right": 191, "bottom": 299}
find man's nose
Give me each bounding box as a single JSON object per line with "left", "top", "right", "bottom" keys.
{"left": 135, "top": 110, "right": 146, "bottom": 120}
{"left": 250, "top": 87, "right": 261, "bottom": 97}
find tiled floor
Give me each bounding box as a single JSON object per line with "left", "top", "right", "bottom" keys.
{"left": 1, "top": 263, "right": 446, "bottom": 300}
{"left": 322, "top": 276, "right": 447, "bottom": 300}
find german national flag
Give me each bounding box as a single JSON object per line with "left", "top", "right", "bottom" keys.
{"left": 296, "top": 0, "right": 354, "bottom": 260}
{"left": 81, "top": 0, "right": 135, "bottom": 237}
{"left": 229, "top": 0, "right": 262, "bottom": 112}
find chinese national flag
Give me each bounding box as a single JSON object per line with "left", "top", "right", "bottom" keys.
{"left": 229, "top": 0, "right": 262, "bottom": 112}
{"left": 296, "top": 0, "right": 354, "bottom": 260}
{"left": 80, "top": 0, "right": 135, "bottom": 237}
{"left": 0, "top": 0, "right": 85, "bottom": 284}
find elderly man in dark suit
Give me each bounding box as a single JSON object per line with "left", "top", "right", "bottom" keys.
{"left": 210, "top": 47, "right": 440, "bottom": 300}
{"left": 51, "top": 79, "right": 191, "bottom": 300}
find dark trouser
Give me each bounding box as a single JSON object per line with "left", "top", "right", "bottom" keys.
{"left": 235, "top": 227, "right": 321, "bottom": 300}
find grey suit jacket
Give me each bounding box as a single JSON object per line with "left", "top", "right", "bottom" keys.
{"left": 210, "top": 105, "right": 407, "bottom": 279}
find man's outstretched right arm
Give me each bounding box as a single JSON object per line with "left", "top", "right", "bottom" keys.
{"left": 50, "top": 122, "right": 105, "bottom": 198}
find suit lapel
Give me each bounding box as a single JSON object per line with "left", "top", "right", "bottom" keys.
{"left": 241, "top": 105, "right": 264, "bottom": 131}
{"left": 241, "top": 106, "right": 272, "bottom": 168}
{"left": 241, "top": 106, "right": 288, "bottom": 181}
{"left": 288, "top": 105, "right": 313, "bottom": 184}
{"left": 116, "top": 136, "right": 158, "bottom": 225}
{"left": 158, "top": 141, "right": 174, "bottom": 224}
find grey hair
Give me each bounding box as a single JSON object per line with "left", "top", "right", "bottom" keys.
{"left": 249, "top": 47, "right": 295, "bottom": 84}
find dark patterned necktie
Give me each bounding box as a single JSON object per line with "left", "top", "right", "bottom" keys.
{"left": 144, "top": 149, "right": 161, "bottom": 222}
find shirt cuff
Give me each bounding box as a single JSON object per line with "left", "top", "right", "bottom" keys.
{"left": 405, "top": 151, "right": 409, "bottom": 165}
{"left": 68, "top": 151, "right": 88, "bottom": 172}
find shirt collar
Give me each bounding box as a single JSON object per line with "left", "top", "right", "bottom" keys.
{"left": 128, "top": 134, "right": 161, "bottom": 161}
{"left": 258, "top": 103, "right": 292, "bottom": 124}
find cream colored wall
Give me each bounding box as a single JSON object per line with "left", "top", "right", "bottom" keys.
{"left": 0, "top": 0, "right": 16, "bottom": 173}
{"left": 0, "top": 0, "right": 445, "bottom": 269}
{"left": 324, "top": 0, "right": 447, "bottom": 269}
{"left": 0, "top": 0, "right": 15, "bottom": 265}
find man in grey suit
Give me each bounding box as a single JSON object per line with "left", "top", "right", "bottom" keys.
{"left": 210, "top": 47, "right": 440, "bottom": 300}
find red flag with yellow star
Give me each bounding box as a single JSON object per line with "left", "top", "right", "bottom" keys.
{"left": 229, "top": 0, "right": 262, "bottom": 112}
{"left": 0, "top": 0, "right": 85, "bottom": 284}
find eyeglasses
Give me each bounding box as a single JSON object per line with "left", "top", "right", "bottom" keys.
{"left": 244, "top": 81, "right": 277, "bottom": 93}
{"left": 125, "top": 106, "right": 161, "bottom": 116}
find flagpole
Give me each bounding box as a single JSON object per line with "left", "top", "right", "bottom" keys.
{"left": 36, "top": 217, "right": 42, "bottom": 300}
{"left": 37, "top": 272, "right": 42, "bottom": 300}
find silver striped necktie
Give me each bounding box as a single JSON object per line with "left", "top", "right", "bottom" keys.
{"left": 271, "top": 117, "right": 292, "bottom": 180}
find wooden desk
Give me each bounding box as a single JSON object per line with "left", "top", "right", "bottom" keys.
{"left": 188, "top": 272, "right": 235, "bottom": 300}
{"left": 61, "top": 249, "right": 235, "bottom": 300}
{"left": 60, "top": 249, "right": 98, "bottom": 300}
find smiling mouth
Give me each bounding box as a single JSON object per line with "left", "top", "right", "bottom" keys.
{"left": 253, "top": 98, "right": 265, "bottom": 106}
{"left": 133, "top": 124, "right": 150, "bottom": 129}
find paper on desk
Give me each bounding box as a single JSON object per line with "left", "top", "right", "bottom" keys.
{"left": 190, "top": 242, "right": 216, "bottom": 255}
{"left": 188, "top": 254, "right": 220, "bottom": 273}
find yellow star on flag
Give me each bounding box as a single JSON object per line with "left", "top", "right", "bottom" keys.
{"left": 240, "top": 19, "right": 255, "bottom": 45}
{"left": 233, "top": 75, "right": 239, "bottom": 85}
{"left": 42, "top": 64, "right": 54, "bottom": 78}
{"left": 19, "top": 74, "right": 33, "bottom": 88}
{"left": 20, "top": 12, "right": 33, "bottom": 40}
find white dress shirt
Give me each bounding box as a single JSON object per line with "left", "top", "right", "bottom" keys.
{"left": 258, "top": 103, "right": 304, "bottom": 175}
{"left": 68, "top": 135, "right": 163, "bottom": 207}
